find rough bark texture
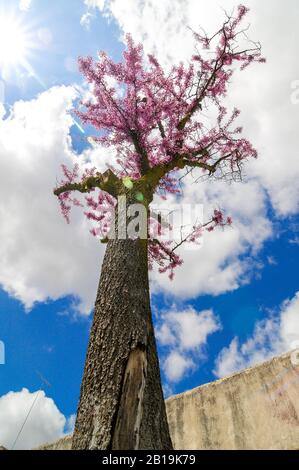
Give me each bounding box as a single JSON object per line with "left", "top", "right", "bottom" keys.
{"left": 72, "top": 237, "right": 173, "bottom": 450}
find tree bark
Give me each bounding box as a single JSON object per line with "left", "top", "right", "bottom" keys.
{"left": 72, "top": 237, "right": 173, "bottom": 450}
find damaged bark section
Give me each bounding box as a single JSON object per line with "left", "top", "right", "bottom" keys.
{"left": 72, "top": 237, "right": 172, "bottom": 450}
{"left": 112, "top": 346, "right": 147, "bottom": 449}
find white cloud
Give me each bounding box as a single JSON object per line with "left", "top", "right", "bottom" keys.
{"left": 150, "top": 178, "right": 272, "bottom": 298}
{"left": 65, "top": 414, "right": 76, "bottom": 434}
{"left": 280, "top": 292, "right": 299, "bottom": 346}
{"left": 83, "top": 0, "right": 106, "bottom": 9}
{"left": 163, "top": 351, "right": 195, "bottom": 383}
{"left": 157, "top": 307, "right": 221, "bottom": 382}
{"left": 0, "top": 86, "right": 105, "bottom": 314}
{"left": 157, "top": 308, "right": 221, "bottom": 350}
{"left": 213, "top": 338, "right": 243, "bottom": 379}
{"left": 80, "top": 12, "right": 96, "bottom": 30}
{"left": 0, "top": 388, "right": 66, "bottom": 450}
{"left": 267, "top": 256, "right": 277, "bottom": 266}
{"left": 80, "top": 0, "right": 106, "bottom": 29}
{"left": 19, "top": 0, "right": 32, "bottom": 11}
{"left": 214, "top": 291, "right": 299, "bottom": 378}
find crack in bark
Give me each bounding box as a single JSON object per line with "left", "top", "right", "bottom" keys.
{"left": 111, "top": 344, "right": 148, "bottom": 450}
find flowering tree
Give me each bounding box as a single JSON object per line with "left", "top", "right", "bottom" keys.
{"left": 54, "top": 5, "right": 264, "bottom": 450}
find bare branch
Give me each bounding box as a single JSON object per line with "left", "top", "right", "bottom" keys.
{"left": 130, "top": 129, "right": 150, "bottom": 175}
{"left": 54, "top": 169, "right": 120, "bottom": 198}
{"left": 158, "top": 121, "right": 166, "bottom": 139}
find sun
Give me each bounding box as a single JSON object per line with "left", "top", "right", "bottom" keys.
{"left": 0, "top": 14, "right": 34, "bottom": 72}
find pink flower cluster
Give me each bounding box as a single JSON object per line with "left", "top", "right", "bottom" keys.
{"left": 57, "top": 164, "right": 83, "bottom": 223}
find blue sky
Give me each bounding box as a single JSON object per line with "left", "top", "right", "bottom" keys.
{"left": 0, "top": 0, "right": 299, "bottom": 449}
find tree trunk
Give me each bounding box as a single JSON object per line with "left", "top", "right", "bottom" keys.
{"left": 72, "top": 237, "right": 173, "bottom": 450}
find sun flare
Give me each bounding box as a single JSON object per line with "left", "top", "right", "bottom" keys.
{"left": 0, "top": 14, "right": 34, "bottom": 71}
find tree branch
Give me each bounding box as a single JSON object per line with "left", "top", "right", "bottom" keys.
{"left": 54, "top": 169, "right": 120, "bottom": 198}
{"left": 184, "top": 152, "right": 234, "bottom": 174}
{"left": 130, "top": 129, "right": 150, "bottom": 175}
{"left": 176, "top": 59, "right": 221, "bottom": 131}
{"left": 158, "top": 121, "right": 166, "bottom": 139}
{"left": 145, "top": 148, "right": 236, "bottom": 192}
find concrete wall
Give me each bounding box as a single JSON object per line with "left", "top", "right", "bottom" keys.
{"left": 36, "top": 435, "right": 72, "bottom": 450}
{"left": 166, "top": 352, "right": 299, "bottom": 450}
{"left": 35, "top": 351, "right": 299, "bottom": 450}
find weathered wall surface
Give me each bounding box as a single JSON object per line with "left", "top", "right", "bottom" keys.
{"left": 36, "top": 435, "right": 72, "bottom": 450}
{"left": 166, "top": 352, "right": 299, "bottom": 450}
{"left": 35, "top": 351, "right": 299, "bottom": 450}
